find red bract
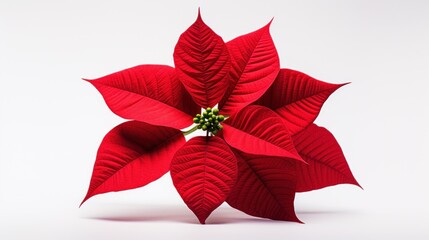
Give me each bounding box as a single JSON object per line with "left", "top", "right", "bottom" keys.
{"left": 82, "top": 10, "right": 360, "bottom": 224}
{"left": 170, "top": 137, "right": 237, "bottom": 224}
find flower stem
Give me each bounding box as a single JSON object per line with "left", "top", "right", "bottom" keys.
{"left": 182, "top": 125, "right": 199, "bottom": 136}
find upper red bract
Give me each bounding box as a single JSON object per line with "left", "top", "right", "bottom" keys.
{"left": 82, "top": 10, "right": 360, "bottom": 224}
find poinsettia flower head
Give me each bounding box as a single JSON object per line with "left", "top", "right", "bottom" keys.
{"left": 81, "top": 10, "right": 360, "bottom": 224}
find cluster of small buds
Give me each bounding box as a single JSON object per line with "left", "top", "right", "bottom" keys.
{"left": 193, "top": 107, "right": 225, "bottom": 135}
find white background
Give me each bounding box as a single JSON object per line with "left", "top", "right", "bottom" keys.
{"left": 1, "top": 0, "right": 428, "bottom": 239}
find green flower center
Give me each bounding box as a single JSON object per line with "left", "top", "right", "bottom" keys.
{"left": 193, "top": 107, "right": 224, "bottom": 135}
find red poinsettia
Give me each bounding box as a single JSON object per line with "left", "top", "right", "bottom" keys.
{"left": 81, "top": 10, "right": 360, "bottom": 224}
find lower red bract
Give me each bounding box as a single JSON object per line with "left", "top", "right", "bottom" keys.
{"left": 170, "top": 136, "right": 237, "bottom": 224}
{"left": 227, "top": 149, "right": 300, "bottom": 222}
{"left": 293, "top": 124, "right": 361, "bottom": 192}
{"left": 81, "top": 121, "right": 185, "bottom": 206}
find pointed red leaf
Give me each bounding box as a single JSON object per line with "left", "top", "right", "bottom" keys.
{"left": 222, "top": 105, "right": 303, "bottom": 161}
{"left": 173, "top": 11, "right": 231, "bottom": 108}
{"left": 255, "top": 69, "right": 346, "bottom": 134}
{"left": 293, "top": 124, "right": 360, "bottom": 192}
{"left": 170, "top": 136, "right": 237, "bottom": 224}
{"left": 86, "top": 65, "right": 199, "bottom": 130}
{"left": 227, "top": 150, "right": 301, "bottom": 222}
{"left": 81, "top": 121, "right": 185, "bottom": 205}
{"left": 219, "top": 21, "right": 280, "bottom": 116}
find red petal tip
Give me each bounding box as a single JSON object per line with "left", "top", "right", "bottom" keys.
{"left": 354, "top": 180, "right": 363, "bottom": 190}
{"left": 263, "top": 18, "right": 274, "bottom": 30}
{"left": 254, "top": 18, "right": 273, "bottom": 34}
{"left": 79, "top": 198, "right": 87, "bottom": 208}
{"left": 268, "top": 17, "right": 274, "bottom": 26}
{"left": 198, "top": 216, "right": 207, "bottom": 224}
{"left": 332, "top": 82, "right": 350, "bottom": 91}
{"left": 287, "top": 212, "right": 304, "bottom": 224}
{"left": 80, "top": 191, "right": 93, "bottom": 207}
{"left": 197, "top": 7, "right": 202, "bottom": 21}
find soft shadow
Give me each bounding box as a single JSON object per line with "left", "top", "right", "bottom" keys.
{"left": 81, "top": 203, "right": 357, "bottom": 224}
{"left": 81, "top": 203, "right": 196, "bottom": 223}
{"left": 296, "top": 209, "right": 360, "bottom": 223}
{"left": 297, "top": 210, "right": 353, "bottom": 215}
{"left": 80, "top": 203, "right": 276, "bottom": 224}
